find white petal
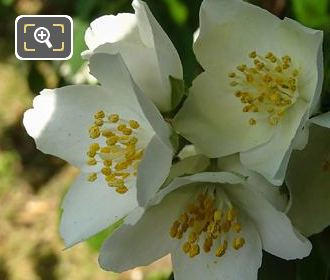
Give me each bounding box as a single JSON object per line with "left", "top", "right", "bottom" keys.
{"left": 277, "top": 18, "right": 323, "bottom": 115}
{"left": 172, "top": 212, "right": 262, "bottom": 280}
{"left": 226, "top": 184, "right": 312, "bottom": 259}
{"left": 84, "top": 1, "right": 183, "bottom": 112}
{"left": 174, "top": 72, "right": 275, "bottom": 157}
{"left": 195, "top": 0, "right": 281, "bottom": 75}
{"left": 240, "top": 99, "right": 309, "bottom": 185}
{"left": 195, "top": 1, "right": 322, "bottom": 117}
{"left": 60, "top": 173, "right": 138, "bottom": 247}
{"left": 89, "top": 53, "right": 173, "bottom": 149}
{"left": 310, "top": 112, "right": 330, "bottom": 128}
{"left": 218, "top": 155, "right": 288, "bottom": 211}
{"left": 99, "top": 188, "right": 192, "bottom": 272}
{"left": 287, "top": 124, "right": 330, "bottom": 236}
{"left": 23, "top": 85, "right": 134, "bottom": 167}
{"left": 150, "top": 171, "right": 245, "bottom": 206}
{"left": 136, "top": 134, "right": 173, "bottom": 206}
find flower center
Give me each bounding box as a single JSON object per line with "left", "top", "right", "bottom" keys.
{"left": 228, "top": 51, "right": 300, "bottom": 126}
{"left": 86, "top": 110, "right": 144, "bottom": 194}
{"left": 169, "top": 189, "right": 245, "bottom": 258}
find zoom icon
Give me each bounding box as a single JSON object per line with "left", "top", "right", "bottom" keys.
{"left": 15, "top": 15, "right": 73, "bottom": 60}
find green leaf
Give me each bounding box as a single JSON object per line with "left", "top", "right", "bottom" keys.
{"left": 67, "top": 18, "right": 89, "bottom": 75}
{"left": 162, "top": 0, "right": 188, "bottom": 25}
{"left": 170, "top": 75, "right": 185, "bottom": 111}
{"left": 292, "top": 0, "right": 330, "bottom": 28}
{"left": 86, "top": 219, "right": 123, "bottom": 252}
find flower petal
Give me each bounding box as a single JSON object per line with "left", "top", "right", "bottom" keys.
{"left": 174, "top": 72, "right": 275, "bottom": 157}
{"left": 171, "top": 212, "right": 262, "bottom": 280}
{"left": 84, "top": 0, "right": 182, "bottom": 112}
{"left": 99, "top": 189, "right": 192, "bottom": 272}
{"left": 194, "top": 0, "right": 281, "bottom": 75}
{"left": 84, "top": 13, "right": 138, "bottom": 50}
{"left": 287, "top": 124, "right": 330, "bottom": 236}
{"left": 150, "top": 171, "right": 245, "bottom": 206}
{"left": 240, "top": 99, "right": 309, "bottom": 185}
{"left": 218, "top": 155, "right": 288, "bottom": 211}
{"left": 195, "top": 1, "right": 322, "bottom": 116}
{"left": 136, "top": 134, "right": 173, "bottom": 206}
{"left": 23, "top": 85, "right": 131, "bottom": 168}
{"left": 276, "top": 18, "right": 323, "bottom": 115}
{"left": 226, "top": 184, "right": 312, "bottom": 259}
{"left": 60, "top": 173, "right": 138, "bottom": 247}
{"left": 310, "top": 112, "right": 330, "bottom": 128}
{"left": 89, "top": 53, "right": 173, "bottom": 149}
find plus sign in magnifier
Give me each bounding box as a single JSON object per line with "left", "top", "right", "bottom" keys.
{"left": 34, "top": 27, "right": 53, "bottom": 48}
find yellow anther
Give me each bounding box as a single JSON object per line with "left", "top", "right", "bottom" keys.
{"left": 182, "top": 242, "right": 191, "bottom": 254}
{"left": 106, "top": 136, "right": 118, "bottom": 146}
{"left": 100, "top": 147, "right": 111, "bottom": 154}
{"left": 249, "top": 51, "right": 257, "bottom": 58}
{"left": 109, "top": 114, "right": 119, "bottom": 123}
{"left": 115, "top": 186, "right": 128, "bottom": 194}
{"left": 94, "top": 111, "right": 105, "bottom": 119}
{"left": 227, "top": 208, "right": 237, "bottom": 221}
{"left": 230, "top": 81, "right": 238, "bottom": 87}
{"left": 188, "top": 232, "right": 198, "bottom": 243}
{"left": 189, "top": 244, "right": 200, "bottom": 258}
{"left": 203, "top": 237, "right": 213, "bottom": 253}
{"left": 122, "top": 128, "right": 133, "bottom": 136}
{"left": 89, "top": 143, "right": 100, "bottom": 152}
{"left": 128, "top": 137, "right": 138, "bottom": 145}
{"left": 270, "top": 57, "right": 277, "bottom": 63}
{"left": 232, "top": 223, "right": 242, "bottom": 233}
{"left": 233, "top": 237, "right": 245, "bottom": 250}
{"left": 89, "top": 126, "right": 100, "bottom": 139}
{"left": 102, "top": 130, "right": 114, "bottom": 137}
{"left": 266, "top": 52, "right": 273, "bottom": 59}
{"left": 228, "top": 72, "right": 236, "bottom": 78}
{"left": 103, "top": 160, "right": 112, "bottom": 167}
{"left": 115, "top": 161, "right": 129, "bottom": 171}
{"left": 117, "top": 124, "right": 126, "bottom": 131}
{"left": 214, "top": 210, "right": 222, "bottom": 221}
{"left": 87, "top": 150, "right": 96, "bottom": 157}
{"left": 101, "top": 167, "right": 111, "bottom": 176}
{"left": 222, "top": 221, "right": 231, "bottom": 233}
{"left": 129, "top": 120, "right": 140, "bottom": 129}
{"left": 215, "top": 241, "right": 228, "bottom": 257}
{"left": 105, "top": 174, "right": 116, "bottom": 182}
{"left": 170, "top": 221, "right": 180, "bottom": 238}
{"left": 87, "top": 173, "right": 97, "bottom": 182}
{"left": 237, "top": 64, "right": 247, "bottom": 72}
{"left": 94, "top": 119, "right": 104, "bottom": 126}
{"left": 87, "top": 158, "right": 97, "bottom": 165}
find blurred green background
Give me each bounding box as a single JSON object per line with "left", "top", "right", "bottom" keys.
{"left": 0, "top": 0, "right": 329, "bottom": 279}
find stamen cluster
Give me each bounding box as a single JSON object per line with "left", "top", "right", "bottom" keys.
{"left": 86, "top": 110, "right": 144, "bottom": 194}
{"left": 229, "top": 51, "right": 300, "bottom": 126}
{"left": 169, "top": 191, "right": 245, "bottom": 258}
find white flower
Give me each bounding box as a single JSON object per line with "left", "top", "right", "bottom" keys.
{"left": 98, "top": 166, "right": 311, "bottom": 280}
{"left": 174, "top": 0, "right": 323, "bottom": 185}
{"left": 82, "top": 0, "right": 183, "bottom": 112}
{"left": 23, "top": 53, "right": 173, "bottom": 247}
{"left": 286, "top": 112, "right": 330, "bottom": 236}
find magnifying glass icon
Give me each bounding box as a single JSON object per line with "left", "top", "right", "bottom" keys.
{"left": 34, "top": 27, "right": 53, "bottom": 49}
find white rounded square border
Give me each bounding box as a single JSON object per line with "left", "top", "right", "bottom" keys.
{"left": 15, "top": 15, "right": 73, "bottom": 61}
